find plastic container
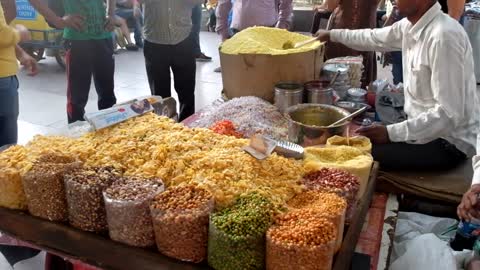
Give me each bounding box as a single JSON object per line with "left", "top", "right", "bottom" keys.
{"left": 151, "top": 199, "right": 214, "bottom": 263}
{"left": 208, "top": 219, "right": 266, "bottom": 270}
{"left": 266, "top": 235, "right": 335, "bottom": 270}
{"left": 22, "top": 161, "right": 81, "bottom": 221}
{"left": 103, "top": 178, "right": 164, "bottom": 247}
{"left": 64, "top": 167, "right": 119, "bottom": 232}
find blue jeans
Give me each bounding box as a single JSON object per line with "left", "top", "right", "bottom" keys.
{"left": 115, "top": 8, "right": 144, "bottom": 47}
{"left": 190, "top": 4, "right": 202, "bottom": 55}
{"left": 0, "top": 76, "right": 19, "bottom": 147}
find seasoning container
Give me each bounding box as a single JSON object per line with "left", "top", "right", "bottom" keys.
{"left": 64, "top": 166, "right": 121, "bottom": 232}
{"left": 321, "top": 64, "right": 350, "bottom": 99}
{"left": 150, "top": 184, "right": 214, "bottom": 263}
{"left": 208, "top": 193, "right": 275, "bottom": 270}
{"left": 104, "top": 176, "right": 164, "bottom": 247}
{"left": 304, "top": 80, "right": 334, "bottom": 105}
{"left": 346, "top": 88, "right": 367, "bottom": 103}
{"left": 22, "top": 154, "right": 81, "bottom": 221}
{"left": 266, "top": 209, "right": 336, "bottom": 270}
{"left": 274, "top": 82, "right": 304, "bottom": 113}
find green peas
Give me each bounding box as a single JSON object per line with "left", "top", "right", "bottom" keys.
{"left": 208, "top": 194, "right": 275, "bottom": 270}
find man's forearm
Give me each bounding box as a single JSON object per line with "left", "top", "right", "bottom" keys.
{"left": 0, "top": 0, "right": 16, "bottom": 23}
{"left": 107, "top": 0, "right": 116, "bottom": 16}
{"left": 28, "top": 0, "right": 64, "bottom": 28}
{"left": 447, "top": 0, "right": 465, "bottom": 21}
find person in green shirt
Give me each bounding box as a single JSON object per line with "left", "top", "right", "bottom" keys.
{"left": 28, "top": 0, "right": 117, "bottom": 123}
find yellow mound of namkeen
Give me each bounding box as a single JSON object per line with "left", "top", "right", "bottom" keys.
{"left": 326, "top": 135, "right": 372, "bottom": 153}
{"left": 303, "top": 146, "right": 373, "bottom": 199}
{"left": 220, "top": 26, "right": 321, "bottom": 55}
{"left": 0, "top": 114, "right": 303, "bottom": 209}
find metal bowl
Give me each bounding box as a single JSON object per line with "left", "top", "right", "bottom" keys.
{"left": 335, "top": 101, "right": 371, "bottom": 113}
{"left": 285, "top": 104, "right": 350, "bottom": 146}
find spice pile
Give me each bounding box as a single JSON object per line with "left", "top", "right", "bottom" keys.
{"left": 151, "top": 184, "right": 214, "bottom": 262}
{"left": 210, "top": 120, "right": 243, "bottom": 138}
{"left": 220, "top": 27, "right": 320, "bottom": 55}
{"left": 0, "top": 113, "right": 302, "bottom": 208}
{"left": 189, "top": 96, "right": 289, "bottom": 140}
{"left": 104, "top": 176, "right": 164, "bottom": 247}
{"left": 267, "top": 209, "right": 337, "bottom": 270}
{"left": 208, "top": 193, "right": 275, "bottom": 270}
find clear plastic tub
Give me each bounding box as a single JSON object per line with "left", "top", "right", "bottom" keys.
{"left": 22, "top": 160, "right": 81, "bottom": 221}
{"left": 104, "top": 177, "right": 164, "bottom": 247}
{"left": 208, "top": 218, "right": 266, "bottom": 270}
{"left": 266, "top": 235, "right": 335, "bottom": 270}
{"left": 64, "top": 167, "right": 119, "bottom": 232}
{"left": 151, "top": 199, "right": 214, "bottom": 263}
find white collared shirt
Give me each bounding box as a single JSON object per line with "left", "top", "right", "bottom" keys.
{"left": 331, "top": 2, "right": 478, "bottom": 163}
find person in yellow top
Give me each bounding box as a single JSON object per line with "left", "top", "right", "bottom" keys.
{"left": 0, "top": 3, "right": 36, "bottom": 147}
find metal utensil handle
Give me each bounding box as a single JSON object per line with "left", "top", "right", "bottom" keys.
{"left": 328, "top": 70, "right": 341, "bottom": 88}
{"left": 294, "top": 37, "right": 318, "bottom": 49}
{"left": 328, "top": 106, "right": 368, "bottom": 127}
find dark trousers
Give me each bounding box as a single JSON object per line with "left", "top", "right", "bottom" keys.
{"left": 0, "top": 76, "right": 19, "bottom": 147}
{"left": 65, "top": 39, "right": 116, "bottom": 123}
{"left": 191, "top": 4, "right": 202, "bottom": 55}
{"left": 372, "top": 139, "right": 467, "bottom": 171}
{"left": 144, "top": 38, "right": 196, "bottom": 121}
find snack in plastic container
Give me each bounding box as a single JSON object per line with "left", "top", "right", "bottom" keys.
{"left": 303, "top": 168, "right": 359, "bottom": 222}
{"left": 64, "top": 166, "right": 121, "bottom": 232}
{"left": 288, "top": 191, "right": 346, "bottom": 251}
{"left": 150, "top": 184, "right": 214, "bottom": 263}
{"left": 104, "top": 176, "right": 164, "bottom": 247}
{"left": 22, "top": 153, "right": 81, "bottom": 221}
{"left": 0, "top": 167, "right": 27, "bottom": 210}
{"left": 266, "top": 209, "right": 336, "bottom": 270}
{"left": 208, "top": 193, "right": 275, "bottom": 270}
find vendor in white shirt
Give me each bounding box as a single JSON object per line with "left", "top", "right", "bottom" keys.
{"left": 316, "top": 0, "right": 478, "bottom": 171}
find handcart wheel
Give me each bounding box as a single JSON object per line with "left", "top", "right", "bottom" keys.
{"left": 54, "top": 50, "right": 66, "bottom": 70}
{"left": 24, "top": 48, "right": 45, "bottom": 62}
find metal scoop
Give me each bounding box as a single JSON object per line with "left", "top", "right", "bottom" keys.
{"left": 244, "top": 135, "right": 304, "bottom": 160}
{"left": 282, "top": 37, "right": 318, "bottom": 50}
{"left": 328, "top": 106, "right": 368, "bottom": 127}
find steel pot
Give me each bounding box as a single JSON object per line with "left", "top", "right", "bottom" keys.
{"left": 286, "top": 104, "right": 350, "bottom": 147}
{"left": 304, "top": 80, "right": 334, "bottom": 105}
{"left": 274, "top": 82, "right": 304, "bottom": 113}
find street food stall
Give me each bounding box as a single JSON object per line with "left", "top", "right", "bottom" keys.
{"left": 0, "top": 27, "right": 402, "bottom": 270}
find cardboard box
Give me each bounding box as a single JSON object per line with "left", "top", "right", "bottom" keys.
{"left": 220, "top": 45, "right": 325, "bottom": 102}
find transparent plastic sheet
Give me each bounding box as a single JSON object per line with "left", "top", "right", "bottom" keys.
{"left": 208, "top": 218, "right": 266, "bottom": 270}
{"left": 266, "top": 235, "right": 335, "bottom": 270}
{"left": 104, "top": 193, "right": 162, "bottom": 247}
{"left": 0, "top": 167, "right": 27, "bottom": 210}
{"left": 188, "top": 96, "right": 288, "bottom": 140}
{"left": 151, "top": 199, "right": 214, "bottom": 263}
{"left": 64, "top": 169, "right": 118, "bottom": 232}
{"left": 325, "top": 56, "right": 364, "bottom": 89}
{"left": 22, "top": 160, "right": 81, "bottom": 221}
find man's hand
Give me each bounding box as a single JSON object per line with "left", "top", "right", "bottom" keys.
{"left": 133, "top": 6, "right": 141, "bottom": 18}
{"left": 356, "top": 124, "right": 391, "bottom": 144}
{"left": 55, "top": 15, "right": 85, "bottom": 31}
{"left": 18, "top": 51, "right": 38, "bottom": 76}
{"left": 458, "top": 184, "right": 480, "bottom": 222}
{"left": 104, "top": 15, "right": 116, "bottom": 32}
{"left": 314, "top": 29, "right": 331, "bottom": 42}
{"left": 15, "top": 25, "right": 31, "bottom": 42}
